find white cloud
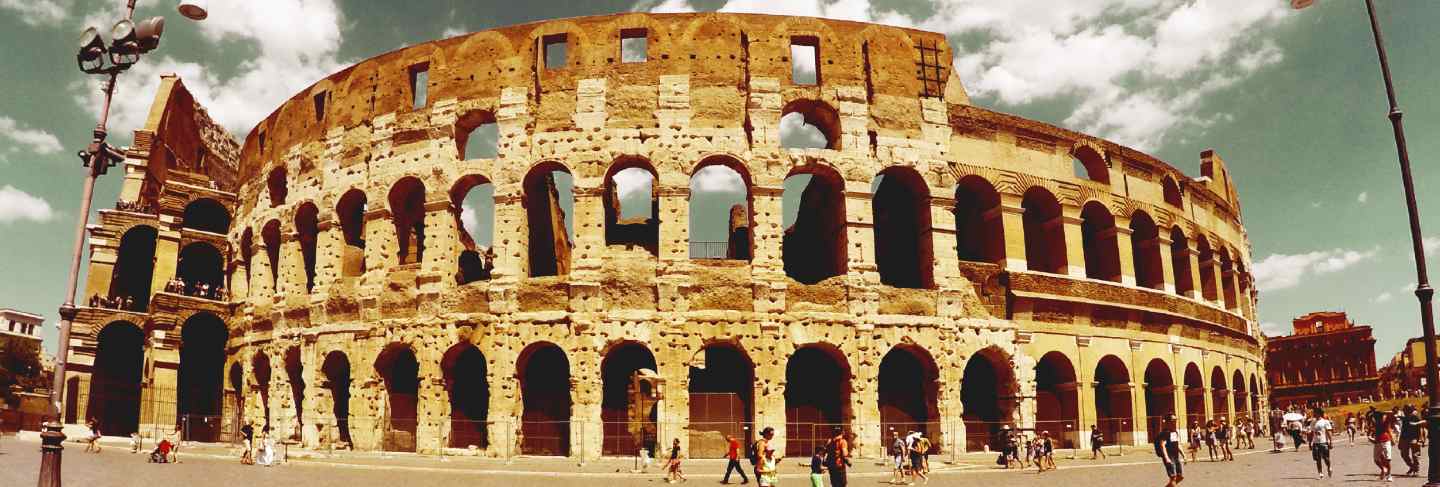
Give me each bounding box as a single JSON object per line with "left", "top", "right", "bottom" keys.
{"left": 691, "top": 165, "right": 746, "bottom": 194}
{"left": 442, "top": 26, "right": 468, "bottom": 38}
{"left": 1259, "top": 321, "right": 1287, "bottom": 336}
{"left": 1358, "top": 192, "right": 1369, "bottom": 204}
{"left": 1373, "top": 292, "right": 1393, "bottom": 303}
{"left": 460, "top": 201, "right": 479, "bottom": 237}
{"left": 0, "top": 0, "right": 66, "bottom": 27}
{"left": 0, "top": 185, "right": 55, "bottom": 224}
{"left": 1252, "top": 246, "right": 1380, "bottom": 292}
{"left": 74, "top": 0, "right": 347, "bottom": 139}
{"left": 641, "top": 0, "right": 1291, "bottom": 151}
{"left": 0, "top": 116, "right": 64, "bottom": 161}
{"left": 1427, "top": 236, "right": 1440, "bottom": 255}
{"left": 779, "top": 112, "right": 828, "bottom": 149}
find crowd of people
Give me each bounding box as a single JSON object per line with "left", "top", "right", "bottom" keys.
{"left": 88, "top": 293, "right": 137, "bottom": 311}
{"left": 164, "top": 276, "right": 228, "bottom": 301}
{"left": 709, "top": 427, "right": 860, "bottom": 487}
{"left": 114, "top": 200, "right": 156, "bottom": 214}
{"left": 997, "top": 426, "right": 1056, "bottom": 472}
{"left": 1269, "top": 404, "right": 1429, "bottom": 482}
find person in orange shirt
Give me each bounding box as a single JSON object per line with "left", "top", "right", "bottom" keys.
{"left": 722, "top": 435, "right": 749, "bottom": 484}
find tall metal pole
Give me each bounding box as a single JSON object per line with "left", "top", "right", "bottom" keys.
{"left": 1360, "top": 0, "right": 1440, "bottom": 484}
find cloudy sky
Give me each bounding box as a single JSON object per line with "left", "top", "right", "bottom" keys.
{"left": 3, "top": 0, "right": 1440, "bottom": 365}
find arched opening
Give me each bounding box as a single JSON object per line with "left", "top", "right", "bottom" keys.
{"left": 455, "top": 109, "right": 499, "bottom": 160}
{"left": 240, "top": 228, "right": 254, "bottom": 292}
{"left": 176, "top": 242, "right": 224, "bottom": 298}
{"left": 1220, "top": 248, "right": 1238, "bottom": 310}
{"left": 785, "top": 344, "right": 851, "bottom": 457}
{"left": 1197, "top": 237, "right": 1218, "bottom": 302}
{"left": 601, "top": 342, "right": 658, "bottom": 456}
{"left": 1183, "top": 364, "right": 1204, "bottom": 428}
{"left": 261, "top": 220, "right": 282, "bottom": 292}
{"left": 688, "top": 342, "right": 755, "bottom": 458}
{"left": 1162, "top": 177, "right": 1182, "bottom": 208}
{"left": 1021, "top": 187, "right": 1066, "bottom": 274}
{"left": 518, "top": 342, "right": 571, "bottom": 456}
{"left": 1094, "top": 355, "right": 1133, "bottom": 445}
{"left": 450, "top": 175, "right": 495, "bottom": 284}
{"left": 603, "top": 157, "right": 660, "bottom": 254}
{"left": 441, "top": 343, "right": 489, "bottom": 449}
{"left": 1035, "top": 351, "right": 1079, "bottom": 448}
{"left": 1071, "top": 145, "right": 1109, "bottom": 184}
{"left": 1169, "top": 227, "right": 1194, "bottom": 296}
{"left": 782, "top": 164, "right": 847, "bottom": 284}
{"left": 182, "top": 198, "right": 231, "bottom": 234}
{"left": 779, "top": 99, "right": 839, "bottom": 150}
{"left": 1143, "top": 359, "right": 1175, "bottom": 441}
{"left": 253, "top": 353, "right": 272, "bottom": 429}
{"left": 178, "top": 313, "right": 227, "bottom": 442}
{"left": 688, "top": 157, "right": 753, "bottom": 260}
{"left": 523, "top": 162, "right": 574, "bottom": 277}
{"left": 872, "top": 167, "right": 934, "bottom": 289}
{"left": 1232, "top": 370, "right": 1247, "bottom": 418}
{"left": 388, "top": 177, "right": 427, "bottom": 266}
{"left": 321, "top": 351, "right": 352, "bottom": 444}
{"left": 1210, "top": 367, "right": 1229, "bottom": 421}
{"left": 228, "top": 362, "right": 244, "bottom": 437}
{"left": 374, "top": 343, "right": 420, "bottom": 452}
{"left": 878, "top": 345, "right": 940, "bottom": 448}
{"left": 954, "top": 175, "right": 1004, "bottom": 264}
{"left": 268, "top": 167, "right": 288, "bottom": 207}
{"left": 1129, "top": 211, "right": 1164, "bottom": 290}
{"left": 1080, "top": 201, "right": 1120, "bottom": 282}
{"left": 87, "top": 321, "right": 144, "bottom": 436}
{"left": 109, "top": 225, "right": 158, "bottom": 311}
{"left": 961, "top": 348, "right": 1016, "bottom": 452}
{"left": 284, "top": 346, "right": 306, "bottom": 438}
{"left": 295, "top": 202, "right": 319, "bottom": 292}
{"left": 336, "top": 189, "right": 367, "bottom": 277}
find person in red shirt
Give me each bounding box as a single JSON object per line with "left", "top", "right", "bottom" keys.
{"left": 723, "top": 435, "right": 749, "bottom": 484}
{"left": 1374, "top": 413, "right": 1397, "bottom": 482}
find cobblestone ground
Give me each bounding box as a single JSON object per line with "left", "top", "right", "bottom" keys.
{"left": 0, "top": 436, "right": 1427, "bottom": 486}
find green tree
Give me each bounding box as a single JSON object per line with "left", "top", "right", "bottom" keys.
{"left": 0, "top": 342, "right": 47, "bottom": 408}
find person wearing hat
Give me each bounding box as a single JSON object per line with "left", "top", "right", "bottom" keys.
{"left": 1154, "top": 415, "right": 1184, "bottom": 486}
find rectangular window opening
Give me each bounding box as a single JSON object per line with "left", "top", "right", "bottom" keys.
{"left": 790, "top": 36, "right": 819, "bottom": 85}
{"left": 258, "top": 130, "right": 266, "bottom": 152}
{"left": 409, "top": 63, "right": 430, "bottom": 109}
{"left": 196, "top": 147, "right": 206, "bottom": 171}
{"left": 313, "top": 91, "right": 328, "bottom": 121}
{"left": 621, "top": 29, "right": 647, "bottom": 63}
{"left": 543, "top": 34, "right": 568, "bottom": 70}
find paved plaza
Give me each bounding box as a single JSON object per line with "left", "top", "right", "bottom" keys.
{"left": 0, "top": 435, "right": 1428, "bottom": 486}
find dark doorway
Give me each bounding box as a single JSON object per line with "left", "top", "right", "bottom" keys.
{"left": 442, "top": 343, "right": 489, "bottom": 449}
{"left": 110, "top": 226, "right": 158, "bottom": 311}
{"left": 784, "top": 345, "right": 850, "bottom": 457}
{"left": 321, "top": 351, "right": 352, "bottom": 444}
{"left": 178, "top": 313, "right": 227, "bottom": 442}
{"left": 1035, "top": 351, "right": 1079, "bottom": 448}
{"left": 87, "top": 321, "right": 145, "bottom": 435}
{"left": 284, "top": 346, "right": 306, "bottom": 439}
{"left": 872, "top": 167, "right": 933, "bottom": 289}
{"left": 253, "top": 353, "right": 272, "bottom": 429}
{"left": 375, "top": 343, "right": 419, "bottom": 452}
{"left": 782, "top": 166, "right": 847, "bottom": 284}
{"left": 1143, "top": 359, "right": 1175, "bottom": 441}
{"left": 961, "top": 349, "right": 1013, "bottom": 451}
{"left": 1094, "top": 355, "right": 1133, "bottom": 444}
{"left": 519, "top": 343, "right": 571, "bottom": 456}
{"left": 601, "top": 342, "right": 658, "bottom": 456}
{"left": 878, "top": 345, "right": 940, "bottom": 448}
{"left": 688, "top": 343, "right": 754, "bottom": 458}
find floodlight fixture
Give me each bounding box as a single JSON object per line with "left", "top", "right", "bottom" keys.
{"left": 77, "top": 27, "right": 108, "bottom": 73}
{"left": 135, "top": 16, "right": 164, "bottom": 53}
{"left": 177, "top": 0, "right": 208, "bottom": 21}
{"left": 108, "top": 19, "right": 139, "bottom": 66}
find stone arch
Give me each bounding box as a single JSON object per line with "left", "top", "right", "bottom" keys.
{"left": 688, "top": 340, "right": 755, "bottom": 458}
{"left": 523, "top": 161, "right": 574, "bottom": 277}
{"left": 267, "top": 166, "right": 288, "bottom": 207}
{"left": 182, "top": 198, "right": 231, "bottom": 234}
{"left": 239, "top": 227, "right": 255, "bottom": 285}
{"left": 1249, "top": 373, "right": 1261, "bottom": 414}
{"left": 954, "top": 175, "right": 1004, "bottom": 265}
{"left": 1071, "top": 143, "right": 1109, "bottom": 185}
{"left": 780, "top": 98, "right": 840, "bottom": 150}
{"left": 872, "top": 166, "right": 934, "bottom": 289}
{"left": 1129, "top": 210, "right": 1164, "bottom": 290}
{"left": 689, "top": 155, "right": 753, "bottom": 260}
{"left": 1219, "top": 246, "right": 1238, "bottom": 310}
{"left": 295, "top": 201, "right": 320, "bottom": 292}
{"left": 450, "top": 174, "right": 495, "bottom": 284}
{"left": 1196, "top": 236, "right": 1218, "bottom": 302}
{"left": 1210, "top": 366, "right": 1229, "bottom": 421}
{"left": 87, "top": 320, "right": 145, "bottom": 436}
{"left": 1162, "top": 176, "right": 1183, "bottom": 208}
{"left": 878, "top": 344, "right": 941, "bottom": 444}
{"left": 1080, "top": 201, "right": 1121, "bottom": 282}
{"left": 176, "top": 241, "right": 225, "bottom": 296}
{"left": 455, "top": 109, "right": 499, "bottom": 160}
{"left": 604, "top": 156, "right": 660, "bottom": 254}
{"left": 441, "top": 342, "right": 489, "bottom": 449}
{"left": 600, "top": 341, "right": 658, "bottom": 456}
{"left": 783, "top": 163, "right": 847, "bottom": 284}
{"left": 261, "top": 219, "right": 282, "bottom": 292}
{"left": 1021, "top": 186, "right": 1066, "bottom": 274}
{"left": 388, "top": 176, "right": 427, "bottom": 266}
{"left": 320, "top": 350, "right": 352, "bottom": 444}
{"left": 336, "top": 188, "right": 367, "bottom": 277}
{"left": 1035, "top": 351, "right": 1079, "bottom": 448}
{"left": 178, "top": 312, "right": 228, "bottom": 441}
{"left": 1231, "top": 369, "right": 1247, "bottom": 417}
{"left": 1183, "top": 363, "right": 1204, "bottom": 427}
{"left": 1093, "top": 354, "right": 1133, "bottom": 443}
{"left": 228, "top": 361, "right": 244, "bottom": 432}
{"left": 785, "top": 343, "right": 852, "bottom": 457}
{"left": 961, "top": 346, "right": 1017, "bottom": 451}
{"left": 109, "top": 225, "right": 158, "bottom": 311}
{"left": 1142, "top": 358, "right": 1175, "bottom": 441}
{"left": 517, "top": 341, "right": 571, "bottom": 456}
{"left": 374, "top": 342, "right": 420, "bottom": 452}
{"left": 283, "top": 346, "right": 307, "bottom": 435}
{"left": 252, "top": 351, "right": 273, "bottom": 429}
{"left": 1169, "top": 226, "right": 1194, "bottom": 296}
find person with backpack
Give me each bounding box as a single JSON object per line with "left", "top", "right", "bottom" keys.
{"left": 723, "top": 434, "right": 749, "bottom": 484}
{"left": 888, "top": 431, "right": 907, "bottom": 484}
{"left": 910, "top": 432, "right": 930, "bottom": 484}
{"left": 752, "top": 427, "right": 775, "bottom": 485}
{"left": 826, "top": 430, "right": 851, "bottom": 487}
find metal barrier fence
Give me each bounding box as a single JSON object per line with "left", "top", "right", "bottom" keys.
{"left": 689, "top": 241, "right": 730, "bottom": 259}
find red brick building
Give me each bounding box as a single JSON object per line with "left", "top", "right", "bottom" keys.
{"left": 1265, "top": 311, "right": 1378, "bottom": 409}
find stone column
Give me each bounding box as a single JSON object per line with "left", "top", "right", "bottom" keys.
{"left": 1059, "top": 212, "right": 1087, "bottom": 278}
{"left": 1184, "top": 244, "right": 1204, "bottom": 300}
{"left": 230, "top": 260, "right": 250, "bottom": 302}
{"left": 1156, "top": 235, "right": 1177, "bottom": 294}
{"left": 657, "top": 184, "right": 690, "bottom": 312}
{"left": 751, "top": 186, "right": 786, "bottom": 313}
{"left": 364, "top": 208, "right": 396, "bottom": 282}
{"left": 250, "top": 242, "right": 275, "bottom": 304}
{"left": 930, "top": 198, "right": 960, "bottom": 288}
{"left": 280, "top": 232, "right": 306, "bottom": 306}
{"left": 1114, "top": 222, "right": 1136, "bottom": 286}
{"left": 998, "top": 194, "right": 1028, "bottom": 271}
{"left": 851, "top": 355, "right": 880, "bottom": 458}
{"left": 314, "top": 219, "right": 343, "bottom": 291}
{"left": 1221, "top": 268, "right": 1239, "bottom": 311}
{"left": 491, "top": 192, "right": 526, "bottom": 281}
{"left": 151, "top": 228, "right": 181, "bottom": 301}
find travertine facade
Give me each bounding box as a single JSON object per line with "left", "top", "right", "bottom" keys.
{"left": 64, "top": 13, "right": 1265, "bottom": 459}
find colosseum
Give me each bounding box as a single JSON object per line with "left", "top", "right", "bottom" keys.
{"left": 60, "top": 12, "right": 1266, "bottom": 459}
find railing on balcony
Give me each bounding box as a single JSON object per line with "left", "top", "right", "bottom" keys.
{"left": 689, "top": 241, "right": 730, "bottom": 260}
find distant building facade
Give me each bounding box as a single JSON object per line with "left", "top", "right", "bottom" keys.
{"left": 1378, "top": 337, "right": 1436, "bottom": 400}
{"left": 0, "top": 308, "right": 44, "bottom": 355}
{"left": 1265, "top": 311, "right": 1378, "bottom": 409}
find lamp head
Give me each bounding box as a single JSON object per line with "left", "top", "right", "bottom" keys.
{"left": 108, "top": 19, "right": 139, "bottom": 67}
{"left": 134, "top": 16, "right": 165, "bottom": 53}
{"left": 177, "top": 0, "right": 208, "bottom": 21}
{"left": 77, "top": 26, "right": 108, "bottom": 73}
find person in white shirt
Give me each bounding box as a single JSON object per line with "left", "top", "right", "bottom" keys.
{"left": 1311, "top": 408, "right": 1334, "bottom": 479}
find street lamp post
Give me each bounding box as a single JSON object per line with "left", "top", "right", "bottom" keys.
{"left": 1296, "top": 0, "right": 1439, "bottom": 483}
{"left": 39, "top": 2, "right": 203, "bottom": 486}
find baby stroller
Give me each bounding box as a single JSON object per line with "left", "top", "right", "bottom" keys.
{"left": 148, "top": 439, "right": 173, "bottom": 463}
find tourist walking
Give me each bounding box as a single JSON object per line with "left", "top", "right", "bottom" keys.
{"left": 665, "top": 438, "right": 688, "bottom": 483}
{"left": 1186, "top": 423, "right": 1200, "bottom": 462}
{"left": 752, "top": 427, "right": 775, "bottom": 484}
{"left": 722, "top": 434, "right": 749, "bottom": 484}
{"left": 240, "top": 421, "right": 255, "bottom": 465}
{"left": 1203, "top": 422, "right": 1217, "bottom": 461}
{"left": 756, "top": 445, "right": 779, "bottom": 487}
{"left": 257, "top": 426, "right": 276, "bottom": 467}
{"left": 1154, "top": 415, "right": 1184, "bottom": 487}
{"left": 1217, "top": 418, "right": 1234, "bottom": 461}
{"left": 1374, "top": 412, "right": 1397, "bottom": 482}
{"left": 83, "top": 419, "right": 102, "bottom": 453}
{"left": 1346, "top": 413, "right": 1358, "bottom": 445}
{"left": 889, "top": 431, "right": 907, "bottom": 484}
{"left": 1311, "top": 408, "right": 1334, "bottom": 479}
{"left": 1038, "top": 431, "right": 1056, "bottom": 472}
{"left": 1399, "top": 406, "right": 1424, "bottom": 476}
{"left": 909, "top": 431, "right": 929, "bottom": 484}
{"left": 1090, "top": 425, "right": 1106, "bottom": 459}
{"left": 809, "top": 446, "right": 826, "bottom": 487}
{"left": 826, "top": 430, "right": 851, "bottom": 487}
